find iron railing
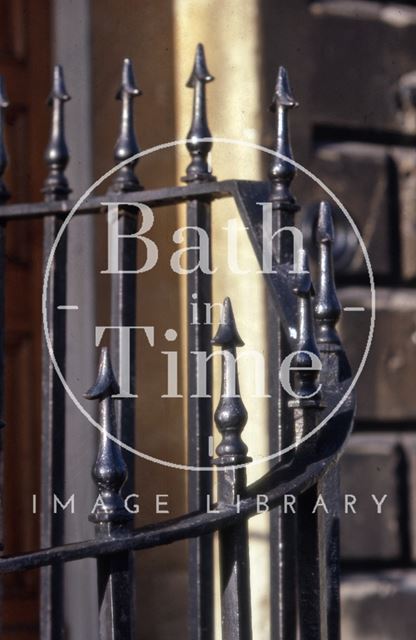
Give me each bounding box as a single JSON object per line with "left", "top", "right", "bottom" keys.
{"left": 0, "top": 44, "right": 354, "bottom": 640}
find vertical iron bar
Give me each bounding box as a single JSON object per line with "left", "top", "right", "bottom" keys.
{"left": 186, "top": 197, "right": 213, "bottom": 640}
{"left": 0, "top": 76, "right": 9, "bottom": 636}
{"left": 217, "top": 476, "right": 252, "bottom": 640}
{"left": 297, "top": 465, "right": 340, "bottom": 640}
{"left": 109, "top": 58, "right": 142, "bottom": 495}
{"left": 213, "top": 298, "right": 252, "bottom": 640}
{"left": 41, "top": 218, "right": 67, "bottom": 640}
{"left": 41, "top": 65, "right": 71, "bottom": 640}
{"left": 183, "top": 43, "right": 215, "bottom": 640}
{"left": 290, "top": 247, "right": 325, "bottom": 640}
{"left": 297, "top": 484, "right": 327, "bottom": 640}
{"left": 268, "top": 66, "right": 299, "bottom": 640}
{"left": 109, "top": 207, "right": 137, "bottom": 493}
{"left": 319, "top": 465, "right": 341, "bottom": 640}
{"left": 85, "top": 347, "right": 134, "bottom": 640}
{"left": 312, "top": 201, "right": 344, "bottom": 639}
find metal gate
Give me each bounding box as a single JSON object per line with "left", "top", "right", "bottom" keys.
{"left": 0, "top": 44, "right": 355, "bottom": 640}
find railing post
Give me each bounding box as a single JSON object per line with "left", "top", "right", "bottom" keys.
{"left": 86, "top": 347, "right": 134, "bottom": 640}
{"left": 40, "top": 64, "right": 71, "bottom": 640}
{"left": 109, "top": 58, "right": 142, "bottom": 496}
{"left": 313, "top": 201, "right": 344, "bottom": 640}
{"left": 213, "top": 298, "right": 252, "bottom": 640}
{"left": 268, "top": 65, "right": 299, "bottom": 640}
{"left": 183, "top": 43, "right": 215, "bottom": 640}
{"left": 289, "top": 248, "right": 325, "bottom": 640}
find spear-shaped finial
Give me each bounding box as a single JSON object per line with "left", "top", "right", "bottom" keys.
{"left": 183, "top": 43, "right": 215, "bottom": 183}
{"left": 269, "top": 66, "right": 298, "bottom": 208}
{"left": 0, "top": 77, "right": 9, "bottom": 204}
{"left": 112, "top": 58, "right": 143, "bottom": 193}
{"left": 289, "top": 250, "right": 322, "bottom": 407}
{"left": 314, "top": 202, "right": 342, "bottom": 348}
{"left": 212, "top": 298, "right": 250, "bottom": 466}
{"left": 85, "top": 347, "right": 132, "bottom": 525}
{"left": 43, "top": 65, "right": 71, "bottom": 201}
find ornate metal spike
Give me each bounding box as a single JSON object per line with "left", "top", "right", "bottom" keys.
{"left": 269, "top": 66, "right": 298, "bottom": 208}
{"left": 85, "top": 347, "right": 132, "bottom": 525}
{"left": 112, "top": 58, "right": 143, "bottom": 193}
{"left": 183, "top": 43, "right": 215, "bottom": 183}
{"left": 212, "top": 298, "right": 250, "bottom": 465}
{"left": 43, "top": 65, "right": 71, "bottom": 201}
{"left": 0, "top": 77, "right": 9, "bottom": 204}
{"left": 289, "top": 250, "right": 322, "bottom": 407}
{"left": 212, "top": 296, "right": 244, "bottom": 349}
{"left": 268, "top": 68, "right": 299, "bottom": 633}
{"left": 314, "top": 201, "right": 342, "bottom": 348}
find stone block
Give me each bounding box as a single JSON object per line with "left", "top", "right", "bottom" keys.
{"left": 340, "top": 434, "right": 402, "bottom": 561}
{"left": 339, "top": 287, "right": 416, "bottom": 420}
{"left": 341, "top": 571, "right": 416, "bottom": 639}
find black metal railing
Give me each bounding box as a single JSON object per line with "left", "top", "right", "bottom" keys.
{"left": 0, "top": 44, "right": 355, "bottom": 640}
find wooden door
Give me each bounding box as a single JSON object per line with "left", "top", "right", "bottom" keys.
{"left": 0, "top": 1, "right": 51, "bottom": 638}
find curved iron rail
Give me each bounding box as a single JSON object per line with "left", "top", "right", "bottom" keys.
{"left": 0, "top": 51, "right": 357, "bottom": 640}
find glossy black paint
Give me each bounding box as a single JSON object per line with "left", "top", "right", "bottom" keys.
{"left": 268, "top": 65, "right": 299, "bottom": 640}
{"left": 86, "top": 348, "right": 134, "bottom": 640}
{"left": 183, "top": 43, "right": 215, "bottom": 183}
{"left": 0, "top": 55, "right": 355, "bottom": 640}
{"left": 184, "top": 44, "right": 216, "bottom": 639}
{"left": 112, "top": 58, "right": 142, "bottom": 193}
{"left": 43, "top": 65, "right": 71, "bottom": 201}
{"left": 109, "top": 59, "right": 141, "bottom": 497}
{"left": 315, "top": 201, "right": 342, "bottom": 347}
{"left": 213, "top": 298, "right": 252, "bottom": 640}
{"left": 41, "top": 64, "right": 71, "bottom": 640}
{"left": 186, "top": 196, "right": 215, "bottom": 640}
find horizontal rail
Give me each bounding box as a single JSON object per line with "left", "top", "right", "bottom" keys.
{"left": 0, "top": 325, "right": 353, "bottom": 586}
{"left": 0, "top": 365, "right": 355, "bottom": 577}
{"left": 0, "top": 53, "right": 355, "bottom": 640}
{"left": 0, "top": 454, "right": 333, "bottom": 575}
{"left": 0, "top": 179, "right": 261, "bottom": 221}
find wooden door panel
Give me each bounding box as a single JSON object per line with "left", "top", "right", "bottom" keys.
{"left": 0, "top": 1, "right": 51, "bottom": 638}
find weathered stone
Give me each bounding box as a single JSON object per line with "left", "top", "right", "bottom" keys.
{"left": 392, "top": 148, "right": 416, "bottom": 280}
{"left": 340, "top": 434, "right": 401, "bottom": 561}
{"left": 341, "top": 571, "right": 416, "bottom": 639}
{"left": 339, "top": 288, "right": 416, "bottom": 420}
{"left": 303, "top": 143, "right": 393, "bottom": 277}
{"left": 401, "top": 434, "right": 416, "bottom": 563}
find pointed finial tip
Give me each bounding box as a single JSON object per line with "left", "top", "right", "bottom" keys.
{"left": 317, "top": 201, "right": 335, "bottom": 243}
{"left": 212, "top": 297, "right": 244, "bottom": 348}
{"left": 117, "top": 57, "right": 142, "bottom": 99}
{"left": 84, "top": 347, "right": 120, "bottom": 400}
{"left": 270, "top": 65, "right": 298, "bottom": 111}
{"left": 49, "top": 64, "right": 70, "bottom": 103}
{"left": 186, "top": 42, "right": 214, "bottom": 88}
